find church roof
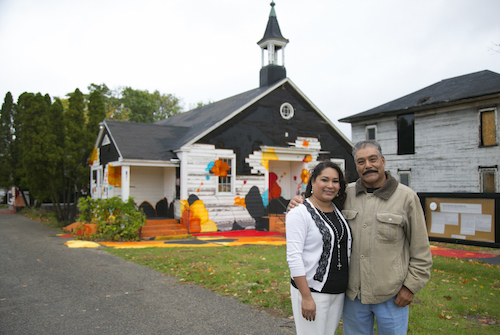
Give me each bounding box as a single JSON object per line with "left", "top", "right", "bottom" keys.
{"left": 104, "top": 120, "right": 185, "bottom": 160}
{"left": 154, "top": 85, "right": 270, "bottom": 145}
{"left": 339, "top": 70, "right": 500, "bottom": 123}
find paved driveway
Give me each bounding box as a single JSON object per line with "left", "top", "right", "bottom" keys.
{"left": 0, "top": 213, "right": 295, "bottom": 335}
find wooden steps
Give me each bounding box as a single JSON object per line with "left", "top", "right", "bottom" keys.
{"left": 268, "top": 215, "right": 286, "bottom": 234}
{"left": 140, "top": 218, "right": 188, "bottom": 239}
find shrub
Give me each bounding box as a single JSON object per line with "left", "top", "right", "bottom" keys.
{"left": 77, "top": 197, "right": 146, "bottom": 241}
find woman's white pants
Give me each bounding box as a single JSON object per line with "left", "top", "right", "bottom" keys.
{"left": 290, "top": 285, "right": 344, "bottom": 335}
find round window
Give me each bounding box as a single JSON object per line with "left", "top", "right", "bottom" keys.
{"left": 280, "top": 103, "right": 294, "bottom": 120}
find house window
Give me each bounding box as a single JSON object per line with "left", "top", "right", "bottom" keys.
{"left": 479, "top": 108, "right": 497, "bottom": 146}
{"left": 479, "top": 167, "right": 497, "bottom": 193}
{"left": 398, "top": 170, "right": 411, "bottom": 187}
{"left": 217, "top": 158, "right": 232, "bottom": 193}
{"left": 397, "top": 113, "right": 415, "bottom": 155}
{"left": 365, "top": 125, "right": 377, "bottom": 140}
{"left": 280, "top": 103, "right": 294, "bottom": 120}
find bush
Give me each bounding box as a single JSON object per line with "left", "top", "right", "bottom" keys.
{"left": 77, "top": 197, "right": 146, "bottom": 241}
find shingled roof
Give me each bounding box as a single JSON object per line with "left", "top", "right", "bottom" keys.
{"left": 104, "top": 120, "right": 187, "bottom": 160}
{"left": 103, "top": 84, "right": 273, "bottom": 161}
{"left": 339, "top": 70, "right": 500, "bottom": 123}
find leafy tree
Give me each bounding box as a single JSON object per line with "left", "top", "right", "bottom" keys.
{"left": 120, "top": 87, "right": 156, "bottom": 123}
{"left": 106, "top": 86, "right": 182, "bottom": 123}
{"left": 153, "top": 90, "right": 183, "bottom": 120}
{"left": 0, "top": 92, "right": 15, "bottom": 189}
{"left": 195, "top": 100, "right": 214, "bottom": 109}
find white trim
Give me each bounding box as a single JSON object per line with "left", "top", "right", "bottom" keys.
{"left": 102, "top": 134, "right": 111, "bottom": 146}
{"left": 398, "top": 170, "right": 411, "bottom": 187}
{"left": 330, "top": 158, "right": 346, "bottom": 174}
{"left": 215, "top": 156, "right": 236, "bottom": 195}
{"left": 280, "top": 102, "right": 294, "bottom": 120}
{"left": 114, "top": 158, "right": 179, "bottom": 168}
{"left": 478, "top": 107, "right": 497, "bottom": 146}
{"left": 259, "top": 145, "right": 322, "bottom": 156}
{"left": 121, "top": 166, "right": 130, "bottom": 201}
{"left": 479, "top": 167, "right": 497, "bottom": 192}
{"left": 365, "top": 125, "right": 377, "bottom": 140}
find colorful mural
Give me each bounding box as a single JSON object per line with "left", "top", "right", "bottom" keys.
{"left": 107, "top": 165, "right": 121, "bottom": 187}
{"left": 210, "top": 159, "right": 230, "bottom": 177}
{"left": 268, "top": 172, "right": 282, "bottom": 200}
{"left": 180, "top": 195, "right": 217, "bottom": 233}
{"left": 139, "top": 198, "right": 172, "bottom": 218}
{"left": 260, "top": 148, "right": 278, "bottom": 171}
{"left": 234, "top": 196, "right": 246, "bottom": 207}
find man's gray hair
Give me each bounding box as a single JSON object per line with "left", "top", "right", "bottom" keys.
{"left": 352, "top": 140, "right": 383, "bottom": 158}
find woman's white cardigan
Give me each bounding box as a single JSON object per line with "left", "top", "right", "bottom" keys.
{"left": 286, "top": 198, "right": 352, "bottom": 292}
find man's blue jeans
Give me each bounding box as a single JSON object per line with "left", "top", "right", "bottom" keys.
{"left": 343, "top": 296, "right": 409, "bottom": 335}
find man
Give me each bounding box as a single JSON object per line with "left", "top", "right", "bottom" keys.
{"left": 288, "top": 140, "right": 432, "bottom": 334}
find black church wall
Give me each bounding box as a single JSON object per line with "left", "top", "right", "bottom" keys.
{"left": 98, "top": 129, "right": 120, "bottom": 166}
{"left": 197, "top": 82, "right": 356, "bottom": 181}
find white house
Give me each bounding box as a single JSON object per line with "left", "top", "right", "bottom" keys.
{"left": 339, "top": 70, "right": 500, "bottom": 194}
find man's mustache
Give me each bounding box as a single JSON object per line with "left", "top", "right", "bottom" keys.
{"left": 363, "top": 170, "right": 378, "bottom": 175}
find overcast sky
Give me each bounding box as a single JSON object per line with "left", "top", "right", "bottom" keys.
{"left": 1, "top": 0, "right": 499, "bottom": 139}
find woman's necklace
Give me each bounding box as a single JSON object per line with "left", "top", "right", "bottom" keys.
{"left": 310, "top": 197, "right": 345, "bottom": 270}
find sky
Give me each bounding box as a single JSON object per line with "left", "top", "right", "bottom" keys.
{"left": 0, "top": 0, "right": 499, "bottom": 140}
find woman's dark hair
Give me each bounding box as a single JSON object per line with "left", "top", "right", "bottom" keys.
{"left": 304, "top": 161, "right": 347, "bottom": 209}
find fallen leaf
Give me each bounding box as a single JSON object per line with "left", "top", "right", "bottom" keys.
{"left": 443, "top": 296, "right": 452, "bottom": 300}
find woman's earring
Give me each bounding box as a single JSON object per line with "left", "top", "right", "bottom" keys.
{"left": 311, "top": 187, "right": 313, "bottom": 194}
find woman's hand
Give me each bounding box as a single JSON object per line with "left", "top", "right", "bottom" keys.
{"left": 294, "top": 276, "right": 316, "bottom": 321}
{"left": 301, "top": 295, "right": 316, "bottom": 321}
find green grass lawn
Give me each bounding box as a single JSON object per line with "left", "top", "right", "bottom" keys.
{"left": 106, "top": 244, "right": 500, "bottom": 334}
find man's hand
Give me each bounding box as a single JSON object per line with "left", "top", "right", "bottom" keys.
{"left": 287, "top": 195, "right": 305, "bottom": 212}
{"left": 394, "top": 286, "right": 413, "bottom": 307}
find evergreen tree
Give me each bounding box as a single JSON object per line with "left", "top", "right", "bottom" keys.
{"left": 17, "top": 93, "right": 53, "bottom": 205}
{"left": 46, "top": 98, "right": 65, "bottom": 221}
{"left": 88, "top": 83, "right": 122, "bottom": 120}
{"left": 63, "top": 88, "right": 88, "bottom": 221}
{"left": 0, "top": 92, "right": 15, "bottom": 189}
{"left": 87, "top": 88, "right": 106, "bottom": 144}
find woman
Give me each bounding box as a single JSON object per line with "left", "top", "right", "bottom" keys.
{"left": 286, "top": 161, "right": 352, "bottom": 335}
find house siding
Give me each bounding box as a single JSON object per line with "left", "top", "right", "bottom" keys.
{"left": 130, "top": 166, "right": 168, "bottom": 205}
